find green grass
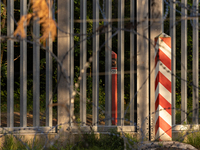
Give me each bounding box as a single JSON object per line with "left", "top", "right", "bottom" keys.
{"left": 1, "top": 135, "right": 30, "bottom": 150}
{"left": 185, "top": 131, "right": 200, "bottom": 149}
{"left": 0, "top": 129, "right": 138, "bottom": 150}
{"left": 2, "top": 129, "right": 200, "bottom": 150}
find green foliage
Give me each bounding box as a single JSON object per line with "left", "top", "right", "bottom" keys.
{"left": 2, "top": 135, "right": 15, "bottom": 150}
{"left": 186, "top": 131, "right": 200, "bottom": 149}
{"left": 0, "top": 130, "right": 138, "bottom": 150}
{"left": 72, "top": 129, "right": 124, "bottom": 150}
{"left": 125, "top": 133, "right": 138, "bottom": 149}
{"left": 74, "top": 75, "right": 105, "bottom": 116}
{"left": 1, "top": 135, "right": 29, "bottom": 150}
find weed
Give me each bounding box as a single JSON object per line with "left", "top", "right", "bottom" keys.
{"left": 186, "top": 131, "right": 200, "bottom": 149}
{"left": 1, "top": 135, "right": 28, "bottom": 150}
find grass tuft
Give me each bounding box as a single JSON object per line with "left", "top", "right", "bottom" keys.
{"left": 186, "top": 131, "right": 200, "bottom": 149}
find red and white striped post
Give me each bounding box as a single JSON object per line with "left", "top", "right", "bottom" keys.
{"left": 155, "top": 33, "right": 172, "bottom": 141}
{"left": 112, "top": 51, "right": 117, "bottom": 125}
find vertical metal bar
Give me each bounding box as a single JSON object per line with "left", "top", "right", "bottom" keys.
{"left": 33, "top": 19, "right": 40, "bottom": 126}
{"left": 105, "top": 0, "right": 112, "bottom": 126}
{"left": 0, "top": 0, "right": 1, "bottom": 127}
{"left": 170, "top": 0, "right": 176, "bottom": 126}
{"left": 20, "top": 0, "right": 27, "bottom": 127}
{"left": 70, "top": 0, "right": 74, "bottom": 126}
{"left": 192, "top": 0, "right": 199, "bottom": 124}
{"left": 137, "top": 0, "right": 149, "bottom": 139}
{"left": 46, "top": 0, "right": 52, "bottom": 127}
{"left": 57, "top": 0, "right": 70, "bottom": 126}
{"left": 181, "top": 0, "right": 187, "bottom": 124}
{"left": 117, "top": 0, "right": 124, "bottom": 126}
{"left": 93, "top": 0, "right": 99, "bottom": 126}
{"left": 7, "top": 0, "right": 14, "bottom": 127}
{"left": 150, "top": 0, "right": 163, "bottom": 140}
{"left": 80, "top": 0, "right": 87, "bottom": 126}
{"left": 130, "top": 0, "right": 135, "bottom": 126}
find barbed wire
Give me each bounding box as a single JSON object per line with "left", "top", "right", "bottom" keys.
{"left": 0, "top": 0, "right": 200, "bottom": 149}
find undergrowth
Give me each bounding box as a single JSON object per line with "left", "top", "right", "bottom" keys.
{"left": 186, "top": 130, "right": 200, "bottom": 149}
{"left": 1, "top": 129, "right": 200, "bottom": 149}
{"left": 0, "top": 129, "right": 138, "bottom": 150}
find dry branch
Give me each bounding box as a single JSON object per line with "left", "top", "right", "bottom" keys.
{"left": 14, "top": 0, "right": 57, "bottom": 41}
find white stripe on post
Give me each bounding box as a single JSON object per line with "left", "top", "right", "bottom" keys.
{"left": 155, "top": 33, "right": 172, "bottom": 141}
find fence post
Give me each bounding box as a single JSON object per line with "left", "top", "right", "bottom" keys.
{"left": 0, "top": 0, "right": 1, "bottom": 127}
{"left": 70, "top": 0, "right": 74, "bottom": 126}
{"left": 137, "top": 0, "right": 149, "bottom": 139}
{"left": 117, "top": 0, "right": 124, "bottom": 126}
{"left": 105, "top": 0, "right": 112, "bottom": 126}
{"left": 33, "top": 12, "right": 40, "bottom": 127}
{"left": 80, "top": 0, "right": 87, "bottom": 126}
{"left": 181, "top": 0, "right": 187, "bottom": 124}
{"left": 20, "top": 0, "right": 27, "bottom": 127}
{"left": 170, "top": 0, "right": 176, "bottom": 126}
{"left": 57, "top": 0, "right": 70, "bottom": 127}
{"left": 150, "top": 0, "right": 163, "bottom": 141}
{"left": 7, "top": 0, "right": 14, "bottom": 128}
{"left": 192, "top": 0, "right": 199, "bottom": 124}
{"left": 130, "top": 0, "right": 135, "bottom": 127}
{"left": 46, "top": 0, "right": 53, "bottom": 127}
{"left": 93, "top": 0, "right": 99, "bottom": 126}
{"left": 155, "top": 33, "right": 172, "bottom": 141}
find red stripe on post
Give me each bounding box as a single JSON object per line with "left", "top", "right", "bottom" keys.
{"left": 160, "top": 37, "right": 171, "bottom": 48}
{"left": 155, "top": 71, "right": 171, "bottom": 93}
{"left": 155, "top": 49, "right": 171, "bottom": 70}
{"left": 158, "top": 49, "right": 171, "bottom": 70}
{"left": 155, "top": 94, "right": 172, "bottom": 115}
{"left": 155, "top": 116, "right": 172, "bottom": 138}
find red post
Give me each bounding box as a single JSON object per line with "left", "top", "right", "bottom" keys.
{"left": 112, "top": 51, "right": 117, "bottom": 125}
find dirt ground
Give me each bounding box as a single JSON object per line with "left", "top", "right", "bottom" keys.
{"left": 0, "top": 112, "right": 106, "bottom": 127}
{"left": 1, "top": 112, "right": 57, "bottom": 127}
{"left": 0, "top": 112, "right": 133, "bottom": 127}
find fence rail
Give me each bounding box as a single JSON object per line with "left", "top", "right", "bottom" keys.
{"left": 1, "top": 0, "right": 200, "bottom": 141}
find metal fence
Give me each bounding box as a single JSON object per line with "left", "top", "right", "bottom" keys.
{"left": 1, "top": 0, "right": 200, "bottom": 141}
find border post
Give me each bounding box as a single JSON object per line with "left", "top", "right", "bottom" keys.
{"left": 155, "top": 33, "right": 172, "bottom": 141}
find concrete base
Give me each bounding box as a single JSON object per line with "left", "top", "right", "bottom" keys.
{"left": 0, "top": 126, "right": 198, "bottom": 149}
{"left": 139, "top": 141, "right": 197, "bottom": 150}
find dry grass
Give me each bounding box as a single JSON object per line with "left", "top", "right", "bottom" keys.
{"left": 14, "top": 0, "right": 57, "bottom": 42}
